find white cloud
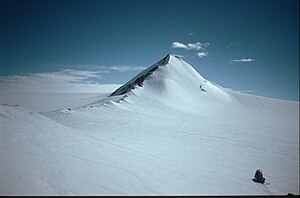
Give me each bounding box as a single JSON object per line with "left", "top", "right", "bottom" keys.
{"left": 229, "top": 58, "right": 255, "bottom": 63}
{"left": 171, "top": 41, "right": 209, "bottom": 50}
{"left": 171, "top": 41, "right": 209, "bottom": 58}
{"left": 171, "top": 42, "right": 189, "bottom": 49}
{"left": 197, "top": 52, "right": 208, "bottom": 58}
{"left": 187, "top": 42, "right": 203, "bottom": 50}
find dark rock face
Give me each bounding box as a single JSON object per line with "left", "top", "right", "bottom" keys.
{"left": 109, "top": 54, "right": 171, "bottom": 97}
{"left": 252, "top": 169, "right": 265, "bottom": 184}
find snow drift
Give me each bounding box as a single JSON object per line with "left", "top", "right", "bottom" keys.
{"left": 0, "top": 54, "right": 299, "bottom": 195}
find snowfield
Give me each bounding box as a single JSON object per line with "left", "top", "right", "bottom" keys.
{"left": 0, "top": 54, "right": 299, "bottom": 195}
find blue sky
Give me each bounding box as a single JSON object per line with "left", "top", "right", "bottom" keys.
{"left": 0, "top": 0, "right": 299, "bottom": 101}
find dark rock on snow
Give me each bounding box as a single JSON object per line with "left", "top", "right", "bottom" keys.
{"left": 252, "top": 169, "right": 265, "bottom": 184}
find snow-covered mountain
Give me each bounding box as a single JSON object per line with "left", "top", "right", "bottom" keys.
{"left": 0, "top": 54, "right": 299, "bottom": 195}
{"left": 108, "top": 54, "right": 232, "bottom": 113}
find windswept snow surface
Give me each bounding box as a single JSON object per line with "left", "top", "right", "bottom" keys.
{"left": 0, "top": 54, "right": 299, "bottom": 195}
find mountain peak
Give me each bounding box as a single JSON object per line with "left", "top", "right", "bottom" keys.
{"left": 155, "top": 53, "right": 184, "bottom": 66}
{"left": 156, "top": 54, "right": 171, "bottom": 66}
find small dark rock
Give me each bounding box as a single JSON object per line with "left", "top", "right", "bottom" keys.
{"left": 200, "top": 85, "right": 206, "bottom": 92}
{"left": 252, "top": 169, "right": 265, "bottom": 184}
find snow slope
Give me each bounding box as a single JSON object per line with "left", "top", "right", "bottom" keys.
{"left": 0, "top": 54, "right": 299, "bottom": 195}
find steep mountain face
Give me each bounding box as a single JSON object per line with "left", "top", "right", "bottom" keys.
{"left": 108, "top": 54, "right": 233, "bottom": 113}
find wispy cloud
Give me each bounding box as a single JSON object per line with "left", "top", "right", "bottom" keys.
{"left": 187, "top": 42, "right": 204, "bottom": 50}
{"left": 229, "top": 58, "right": 255, "bottom": 63}
{"left": 197, "top": 52, "right": 208, "bottom": 58}
{"left": 171, "top": 41, "right": 209, "bottom": 50}
{"left": 0, "top": 69, "right": 120, "bottom": 93}
{"left": 224, "top": 88, "right": 255, "bottom": 94}
{"left": 96, "top": 65, "right": 147, "bottom": 72}
{"left": 0, "top": 69, "right": 103, "bottom": 84}
{"left": 46, "top": 63, "right": 146, "bottom": 73}
{"left": 188, "top": 32, "right": 194, "bottom": 36}
{"left": 240, "top": 90, "right": 255, "bottom": 93}
{"left": 0, "top": 63, "right": 148, "bottom": 93}
{"left": 171, "top": 41, "right": 209, "bottom": 58}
